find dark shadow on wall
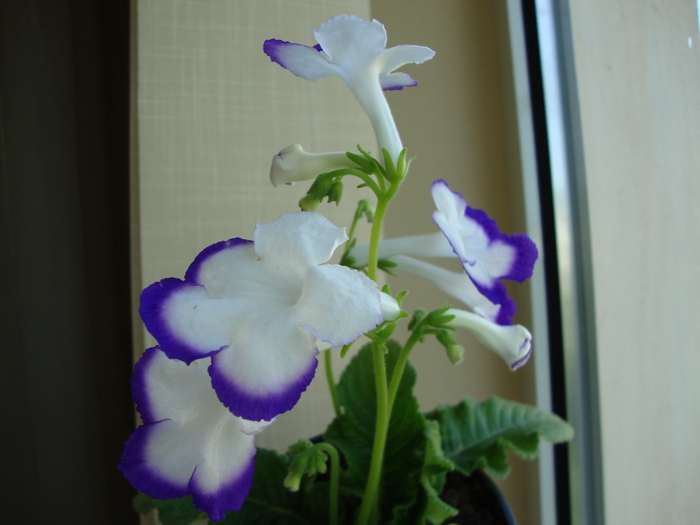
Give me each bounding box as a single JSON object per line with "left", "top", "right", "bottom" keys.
{"left": 0, "top": 1, "right": 137, "bottom": 523}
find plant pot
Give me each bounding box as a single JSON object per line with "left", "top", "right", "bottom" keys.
{"left": 438, "top": 470, "right": 516, "bottom": 525}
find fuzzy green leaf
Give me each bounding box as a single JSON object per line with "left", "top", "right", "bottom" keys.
{"left": 420, "top": 421, "right": 458, "bottom": 524}
{"left": 217, "top": 449, "right": 330, "bottom": 525}
{"left": 426, "top": 397, "right": 574, "bottom": 478}
{"left": 324, "top": 341, "right": 430, "bottom": 524}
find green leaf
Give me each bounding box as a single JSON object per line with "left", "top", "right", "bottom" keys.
{"left": 217, "top": 448, "right": 330, "bottom": 524}
{"left": 324, "top": 341, "right": 431, "bottom": 525}
{"left": 420, "top": 421, "right": 458, "bottom": 524}
{"left": 131, "top": 494, "right": 206, "bottom": 525}
{"left": 426, "top": 397, "right": 574, "bottom": 478}
{"left": 133, "top": 492, "right": 156, "bottom": 515}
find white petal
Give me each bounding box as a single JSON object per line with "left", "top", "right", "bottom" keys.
{"left": 254, "top": 212, "right": 347, "bottom": 270}
{"left": 313, "top": 15, "right": 387, "bottom": 68}
{"left": 376, "top": 44, "right": 436, "bottom": 75}
{"left": 295, "top": 264, "right": 383, "bottom": 347}
{"left": 121, "top": 348, "right": 268, "bottom": 519}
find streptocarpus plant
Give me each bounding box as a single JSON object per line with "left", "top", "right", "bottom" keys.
{"left": 120, "top": 14, "right": 572, "bottom": 525}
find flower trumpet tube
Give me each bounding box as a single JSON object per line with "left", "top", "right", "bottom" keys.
{"left": 446, "top": 309, "right": 533, "bottom": 370}
{"left": 270, "top": 144, "right": 356, "bottom": 187}
{"left": 264, "top": 15, "right": 434, "bottom": 162}
{"left": 119, "top": 347, "right": 274, "bottom": 521}
{"left": 387, "top": 255, "right": 515, "bottom": 325}
{"left": 139, "top": 212, "right": 384, "bottom": 422}
{"left": 350, "top": 232, "right": 455, "bottom": 265}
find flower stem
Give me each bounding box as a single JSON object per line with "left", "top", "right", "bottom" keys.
{"left": 356, "top": 153, "right": 406, "bottom": 525}
{"left": 387, "top": 331, "right": 422, "bottom": 409}
{"left": 324, "top": 351, "right": 341, "bottom": 418}
{"left": 367, "top": 182, "right": 398, "bottom": 281}
{"left": 316, "top": 443, "right": 341, "bottom": 525}
{"left": 356, "top": 341, "right": 390, "bottom": 525}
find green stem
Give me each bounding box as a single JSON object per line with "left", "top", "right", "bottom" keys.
{"left": 387, "top": 330, "right": 422, "bottom": 409}
{"left": 356, "top": 342, "right": 390, "bottom": 525}
{"left": 316, "top": 443, "right": 341, "bottom": 525}
{"left": 355, "top": 155, "right": 406, "bottom": 524}
{"left": 366, "top": 185, "right": 397, "bottom": 281}
{"left": 324, "top": 351, "right": 341, "bottom": 418}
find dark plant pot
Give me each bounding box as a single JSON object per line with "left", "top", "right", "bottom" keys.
{"left": 438, "top": 470, "right": 516, "bottom": 525}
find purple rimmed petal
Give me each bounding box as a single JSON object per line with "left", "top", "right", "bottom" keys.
{"left": 431, "top": 179, "right": 538, "bottom": 304}
{"left": 380, "top": 72, "right": 417, "bottom": 91}
{"left": 139, "top": 279, "right": 229, "bottom": 364}
{"left": 295, "top": 264, "right": 383, "bottom": 346}
{"left": 185, "top": 237, "right": 253, "bottom": 285}
{"left": 209, "top": 338, "right": 319, "bottom": 422}
{"left": 119, "top": 348, "right": 271, "bottom": 521}
{"left": 262, "top": 39, "right": 339, "bottom": 81}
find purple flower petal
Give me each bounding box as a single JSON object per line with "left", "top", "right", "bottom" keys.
{"left": 210, "top": 349, "right": 318, "bottom": 422}
{"left": 262, "top": 39, "right": 339, "bottom": 81}
{"left": 139, "top": 278, "right": 229, "bottom": 364}
{"left": 431, "top": 179, "right": 538, "bottom": 304}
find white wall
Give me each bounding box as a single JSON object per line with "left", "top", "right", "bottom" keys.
{"left": 569, "top": 1, "right": 700, "bottom": 522}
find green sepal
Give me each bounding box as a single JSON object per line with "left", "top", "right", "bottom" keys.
{"left": 298, "top": 194, "right": 321, "bottom": 211}
{"left": 377, "top": 258, "right": 397, "bottom": 275}
{"left": 426, "top": 397, "right": 574, "bottom": 478}
{"left": 346, "top": 150, "right": 375, "bottom": 173}
{"left": 284, "top": 440, "right": 331, "bottom": 492}
{"left": 327, "top": 181, "right": 344, "bottom": 205}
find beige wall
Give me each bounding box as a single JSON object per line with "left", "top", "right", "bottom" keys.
{"left": 134, "top": 0, "right": 537, "bottom": 521}
{"left": 569, "top": 1, "right": 700, "bottom": 523}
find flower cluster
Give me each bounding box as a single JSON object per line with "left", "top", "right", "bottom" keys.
{"left": 119, "top": 212, "right": 392, "bottom": 520}
{"left": 120, "top": 14, "right": 543, "bottom": 522}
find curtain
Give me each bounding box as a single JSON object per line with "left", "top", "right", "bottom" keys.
{"left": 0, "top": 1, "right": 135, "bottom": 523}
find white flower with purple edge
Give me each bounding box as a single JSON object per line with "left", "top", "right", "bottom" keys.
{"left": 431, "top": 179, "right": 538, "bottom": 304}
{"left": 119, "top": 347, "right": 272, "bottom": 521}
{"left": 139, "top": 211, "right": 385, "bottom": 422}
{"left": 351, "top": 179, "right": 538, "bottom": 312}
{"left": 263, "top": 14, "right": 435, "bottom": 162}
